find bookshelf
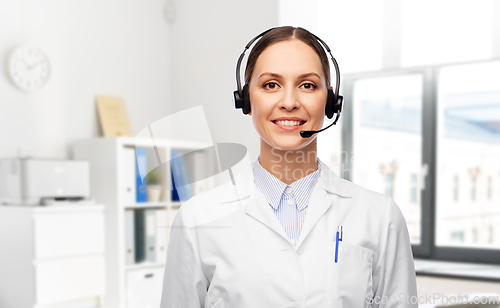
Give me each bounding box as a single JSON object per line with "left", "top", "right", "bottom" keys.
{"left": 73, "top": 137, "right": 214, "bottom": 308}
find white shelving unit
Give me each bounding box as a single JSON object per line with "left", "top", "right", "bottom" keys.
{"left": 73, "top": 137, "right": 213, "bottom": 308}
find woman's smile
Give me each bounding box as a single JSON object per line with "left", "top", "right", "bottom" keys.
{"left": 272, "top": 117, "right": 307, "bottom": 131}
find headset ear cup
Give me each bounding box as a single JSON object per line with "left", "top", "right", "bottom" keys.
{"left": 336, "top": 95, "right": 343, "bottom": 113}
{"left": 242, "top": 84, "right": 251, "bottom": 115}
{"left": 233, "top": 90, "right": 243, "bottom": 109}
{"left": 325, "top": 89, "right": 335, "bottom": 119}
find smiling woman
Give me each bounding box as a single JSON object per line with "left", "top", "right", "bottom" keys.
{"left": 247, "top": 38, "right": 330, "bottom": 183}
{"left": 161, "top": 26, "right": 418, "bottom": 308}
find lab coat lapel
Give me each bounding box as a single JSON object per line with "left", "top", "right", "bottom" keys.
{"left": 220, "top": 160, "right": 291, "bottom": 244}
{"left": 295, "top": 160, "right": 352, "bottom": 250}
{"left": 294, "top": 185, "right": 332, "bottom": 249}
{"left": 244, "top": 186, "right": 291, "bottom": 244}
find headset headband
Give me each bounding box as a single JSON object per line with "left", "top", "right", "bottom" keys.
{"left": 234, "top": 27, "right": 341, "bottom": 105}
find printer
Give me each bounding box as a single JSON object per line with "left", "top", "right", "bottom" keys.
{"left": 0, "top": 158, "right": 90, "bottom": 205}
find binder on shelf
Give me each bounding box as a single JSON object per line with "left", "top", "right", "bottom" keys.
{"left": 171, "top": 149, "right": 193, "bottom": 202}
{"left": 136, "top": 148, "right": 147, "bottom": 203}
{"left": 134, "top": 209, "right": 146, "bottom": 262}
{"left": 171, "top": 172, "right": 179, "bottom": 202}
{"left": 125, "top": 209, "right": 135, "bottom": 265}
{"left": 178, "top": 153, "right": 193, "bottom": 202}
{"left": 123, "top": 147, "right": 137, "bottom": 205}
{"left": 145, "top": 209, "right": 156, "bottom": 263}
{"left": 155, "top": 209, "right": 168, "bottom": 263}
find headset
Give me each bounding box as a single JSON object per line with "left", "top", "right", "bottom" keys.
{"left": 232, "top": 27, "right": 343, "bottom": 138}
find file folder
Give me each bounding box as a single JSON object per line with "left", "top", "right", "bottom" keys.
{"left": 135, "top": 148, "right": 147, "bottom": 203}
{"left": 145, "top": 209, "right": 156, "bottom": 263}
{"left": 125, "top": 209, "right": 135, "bottom": 265}
{"left": 123, "top": 147, "right": 137, "bottom": 205}
{"left": 155, "top": 209, "right": 168, "bottom": 263}
{"left": 134, "top": 209, "right": 146, "bottom": 262}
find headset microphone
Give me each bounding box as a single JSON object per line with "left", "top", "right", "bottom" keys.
{"left": 233, "top": 27, "right": 344, "bottom": 138}
{"left": 300, "top": 121, "right": 335, "bottom": 138}
{"left": 299, "top": 106, "right": 342, "bottom": 138}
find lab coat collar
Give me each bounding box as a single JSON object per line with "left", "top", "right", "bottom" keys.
{"left": 220, "top": 158, "right": 352, "bottom": 203}
{"left": 220, "top": 158, "right": 353, "bottom": 249}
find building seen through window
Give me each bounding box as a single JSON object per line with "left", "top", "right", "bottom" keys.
{"left": 452, "top": 175, "right": 459, "bottom": 203}
{"left": 352, "top": 74, "right": 423, "bottom": 244}
{"left": 351, "top": 62, "right": 500, "bottom": 249}
{"left": 384, "top": 173, "right": 394, "bottom": 198}
{"left": 436, "top": 61, "right": 500, "bottom": 249}
{"left": 487, "top": 175, "right": 492, "bottom": 201}
{"left": 470, "top": 174, "right": 477, "bottom": 202}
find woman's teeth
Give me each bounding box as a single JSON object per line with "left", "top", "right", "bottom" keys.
{"left": 274, "top": 120, "right": 304, "bottom": 126}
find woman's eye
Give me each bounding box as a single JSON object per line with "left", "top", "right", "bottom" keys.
{"left": 301, "top": 83, "right": 317, "bottom": 90}
{"left": 263, "top": 82, "right": 279, "bottom": 90}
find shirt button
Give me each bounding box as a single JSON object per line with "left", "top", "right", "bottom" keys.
{"left": 286, "top": 187, "right": 292, "bottom": 194}
{"left": 287, "top": 199, "right": 293, "bottom": 206}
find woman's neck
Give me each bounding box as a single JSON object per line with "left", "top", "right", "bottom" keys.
{"left": 259, "top": 138, "right": 318, "bottom": 185}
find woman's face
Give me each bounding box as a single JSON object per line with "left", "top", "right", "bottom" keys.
{"left": 248, "top": 39, "right": 329, "bottom": 152}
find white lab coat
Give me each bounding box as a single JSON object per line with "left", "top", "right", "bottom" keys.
{"left": 160, "top": 159, "right": 418, "bottom": 308}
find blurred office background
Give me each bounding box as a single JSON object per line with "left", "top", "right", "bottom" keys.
{"left": 1, "top": 0, "right": 500, "bottom": 307}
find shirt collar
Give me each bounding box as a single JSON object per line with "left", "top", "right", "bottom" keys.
{"left": 220, "top": 156, "right": 352, "bottom": 204}
{"left": 253, "top": 157, "right": 321, "bottom": 211}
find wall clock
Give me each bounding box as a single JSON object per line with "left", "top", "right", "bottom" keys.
{"left": 7, "top": 46, "right": 51, "bottom": 92}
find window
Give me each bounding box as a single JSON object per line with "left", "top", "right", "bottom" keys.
{"left": 344, "top": 60, "right": 500, "bottom": 263}
{"left": 436, "top": 61, "right": 500, "bottom": 252}
{"left": 401, "top": 0, "right": 494, "bottom": 67}
{"left": 349, "top": 74, "right": 423, "bottom": 245}
{"left": 281, "top": 0, "right": 500, "bottom": 263}
{"left": 470, "top": 175, "right": 477, "bottom": 202}
{"left": 451, "top": 231, "right": 464, "bottom": 243}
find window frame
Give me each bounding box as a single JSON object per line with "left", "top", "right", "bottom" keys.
{"left": 341, "top": 59, "right": 500, "bottom": 265}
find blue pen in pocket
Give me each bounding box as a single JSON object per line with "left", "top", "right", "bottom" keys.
{"left": 335, "top": 225, "right": 343, "bottom": 263}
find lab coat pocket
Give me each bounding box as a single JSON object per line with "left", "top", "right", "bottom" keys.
{"left": 326, "top": 241, "right": 373, "bottom": 308}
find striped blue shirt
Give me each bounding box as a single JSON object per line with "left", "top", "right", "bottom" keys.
{"left": 253, "top": 157, "right": 321, "bottom": 246}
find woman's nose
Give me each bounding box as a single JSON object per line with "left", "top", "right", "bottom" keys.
{"left": 278, "top": 87, "right": 300, "bottom": 111}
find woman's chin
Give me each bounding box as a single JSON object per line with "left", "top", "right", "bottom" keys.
{"left": 269, "top": 139, "right": 314, "bottom": 152}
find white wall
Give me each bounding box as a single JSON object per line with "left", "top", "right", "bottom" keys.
{"left": 0, "top": 0, "right": 282, "bottom": 163}
{"left": 0, "top": 0, "right": 171, "bottom": 159}
{"left": 168, "top": 0, "right": 280, "bottom": 162}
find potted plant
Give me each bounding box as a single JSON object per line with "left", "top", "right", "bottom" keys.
{"left": 146, "top": 169, "right": 162, "bottom": 202}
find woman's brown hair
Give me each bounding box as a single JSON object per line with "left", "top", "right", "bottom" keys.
{"left": 244, "top": 26, "right": 331, "bottom": 88}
